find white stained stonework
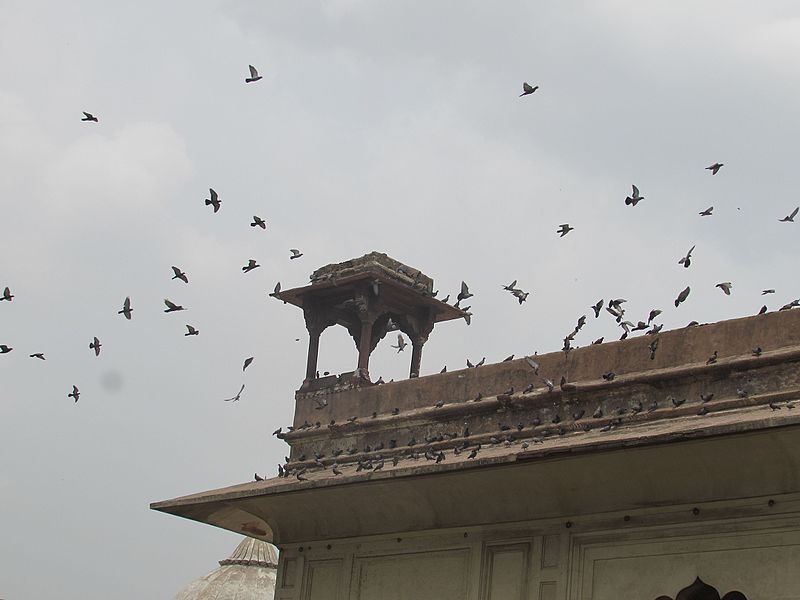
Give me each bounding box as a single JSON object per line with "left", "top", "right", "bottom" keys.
{"left": 174, "top": 537, "right": 278, "bottom": 600}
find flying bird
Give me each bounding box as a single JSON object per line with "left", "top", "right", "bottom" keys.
{"left": 205, "top": 188, "right": 221, "bottom": 213}
{"left": 1, "top": 287, "right": 12, "bottom": 301}
{"left": 0, "top": 344, "right": 12, "bottom": 354}
{"left": 223, "top": 384, "right": 245, "bottom": 402}
{"left": 118, "top": 296, "right": 132, "bottom": 320}
{"left": 242, "top": 259, "right": 260, "bottom": 273}
{"left": 511, "top": 289, "right": 529, "bottom": 304}
{"left": 171, "top": 266, "right": 189, "bottom": 283}
{"left": 762, "top": 289, "right": 775, "bottom": 295}
{"left": 243, "top": 357, "right": 254, "bottom": 372}
{"left": 625, "top": 185, "right": 644, "bottom": 206}
{"left": 591, "top": 299, "right": 604, "bottom": 318}
{"left": 557, "top": 223, "right": 574, "bottom": 237}
{"left": 779, "top": 207, "right": 798, "bottom": 222}
{"left": 289, "top": 249, "right": 303, "bottom": 260}
{"left": 245, "top": 65, "right": 262, "bottom": 83}
{"left": 184, "top": 324, "right": 199, "bottom": 336}
{"left": 647, "top": 309, "right": 662, "bottom": 323}
{"left": 699, "top": 206, "right": 714, "bottom": 216}
{"left": 251, "top": 215, "right": 266, "bottom": 229}
{"left": 706, "top": 163, "right": 723, "bottom": 175}
{"left": 678, "top": 245, "right": 695, "bottom": 268}
{"left": 81, "top": 111, "right": 98, "bottom": 122}
{"left": 716, "top": 282, "right": 733, "bottom": 295}
{"left": 674, "top": 286, "right": 691, "bottom": 307}
{"left": 89, "top": 337, "right": 101, "bottom": 357}
{"left": 519, "top": 82, "right": 538, "bottom": 96}
{"left": 164, "top": 299, "right": 185, "bottom": 313}
{"left": 29, "top": 353, "right": 45, "bottom": 360}
{"left": 273, "top": 282, "right": 281, "bottom": 295}
{"left": 391, "top": 334, "right": 407, "bottom": 352}
{"left": 457, "top": 281, "right": 473, "bottom": 302}
{"left": 502, "top": 280, "right": 517, "bottom": 291}
{"left": 68, "top": 385, "right": 80, "bottom": 402}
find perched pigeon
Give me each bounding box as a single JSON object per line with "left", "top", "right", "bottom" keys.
{"left": 706, "top": 350, "right": 718, "bottom": 365}
{"left": 557, "top": 223, "right": 574, "bottom": 237}
{"left": 706, "top": 163, "right": 723, "bottom": 175}
{"left": 716, "top": 282, "right": 733, "bottom": 295}
{"left": 1, "top": 287, "right": 13, "bottom": 301}
{"left": 68, "top": 385, "right": 80, "bottom": 402}
{"left": 164, "top": 299, "right": 185, "bottom": 313}
{"left": 243, "top": 357, "right": 254, "bottom": 372}
{"left": 289, "top": 249, "right": 303, "bottom": 260}
{"left": 254, "top": 473, "right": 264, "bottom": 481}
{"left": 779, "top": 207, "right": 798, "bottom": 222}
{"left": 251, "top": 215, "right": 267, "bottom": 229}
{"left": 89, "top": 337, "right": 101, "bottom": 357}
{"left": 118, "top": 296, "right": 133, "bottom": 320}
{"left": 81, "top": 111, "right": 98, "bottom": 122}
{"left": 625, "top": 184, "right": 644, "bottom": 206}
{"left": 245, "top": 65, "right": 262, "bottom": 83}
{"left": 184, "top": 324, "right": 199, "bottom": 336}
{"left": 205, "top": 188, "right": 221, "bottom": 213}
{"left": 519, "top": 82, "right": 538, "bottom": 97}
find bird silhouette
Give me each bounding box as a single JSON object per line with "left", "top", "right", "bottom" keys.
{"left": 245, "top": 65, "right": 262, "bottom": 83}
{"left": 184, "top": 325, "right": 199, "bottom": 336}
{"left": 457, "top": 281, "right": 473, "bottom": 301}
{"left": 205, "top": 188, "right": 221, "bottom": 213}
{"left": 81, "top": 111, "right": 98, "bottom": 122}
{"left": 625, "top": 184, "right": 644, "bottom": 206}
{"left": 29, "top": 353, "right": 45, "bottom": 360}
{"left": 0, "top": 344, "right": 13, "bottom": 354}
{"left": 1, "top": 287, "right": 13, "bottom": 301}
{"left": 223, "top": 384, "right": 245, "bottom": 402}
{"left": 242, "top": 259, "right": 260, "bottom": 273}
{"left": 289, "top": 248, "right": 303, "bottom": 260}
{"left": 68, "top": 385, "right": 80, "bottom": 402}
{"left": 674, "top": 286, "right": 691, "bottom": 307}
{"left": 706, "top": 162, "right": 723, "bottom": 175}
{"left": 254, "top": 473, "right": 264, "bottom": 481}
{"left": 557, "top": 223, "right": 574, "bottom": 237}
{"left": 591, "top": 299, "right": 604, "bottom": 318}
{"left": 118, "top": 296, "right": 132, "bottom": 320}
{"left": 89, "top": 337, "right": 101, "bottom": 356}
{"left": 678, "top": 245, "right": 695, "bottom": 268}
{"left": 171, "top": 266, "right": 189, "bottom": 283}
{"left": 243, "top": 357, "right": 254, "bottom": 371}
{"left": 519, "top": 82, "right": 538, "bottom": 97}
{"left": 391, "top": 334, "right": 407, "bottom": 352}
{"left": 779, "top": 207, "right": 798, "bottom": 222}
{"left": 251, "top": 215, "right": 266, "bottom": 229}
{"left": 716, "top": 282, "right": 733, "bottom": 295}
{"left": 699, "top": 206, "right": 714, "bottom": 216}
{"left": 164, "top": 299, "right": 185, "bottom": 312}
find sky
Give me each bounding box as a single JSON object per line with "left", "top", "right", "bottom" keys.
{"left": 1, "top": 1, "right": 799, "bottom": 598}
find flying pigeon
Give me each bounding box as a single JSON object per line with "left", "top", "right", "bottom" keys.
{"left": 699, "top": 206, "right": 714, "bottom": 216}
{"left": 289, "top": 249, "right": 303, "bottom": 260}
{"left": 205, "top": 188, "right": 221, "bottom": 213}
{"left": 243, "top": 357, "right": 254, "bottom": 371}
{"left": 591, "top": 299, "right": 603, "bottom": 318}
{"left": 184, "top": 324, "right": 199, "bottom": 336}
{"left": 245, "top": 65, "right": 262, "bottom": 83}
{"left": 0, "top": 344, "right": 12, "bottom": 354}
{"left": 251, "top": 215, "right": 266, "bottom": 229}
{"left": 678, "top": 245, "right": 695, "bottom": 268}
{"left": 171, "top": 266, "right": 188, "bottom": 283}
{"left": 457, "top": 281, "right": 473, "bottom": 302}
{"left": 164, "top": 299, "right": 185, "bottom": 312}
{"left": 81, "top": 111, "right": 98, "bottom": 122}
{"left": 29, "top": 353, "right": 45, "bottom": 360}
{"left": 779, "top": 207, "right": 798, "bottom": 222}
{"left": 706, "top": 163, "right": 723, "bottom": 175}
{"left": 242, "top": 259, "right": 260, "bottom": 273}
{"left": 223, "top": 384, "right": 245, "bottom": 402}
{"left": 674, "top": 286, "right": 691, "bottom": 307}
{"left": 762, "top": 289, "right": 775, "bottom": 295}
{"left": 68, "top": 385, "right": 80, "bottom": 402}
{"left": 647, "top": 309, "right": 662, "bottom": 323}
{"left": 519, "top": 82, "right": 538, "bottom": 97}
{"left": 89, "top": 337, "right": 101, "bottom": 356}
{"left": 1, "top": 287, "right": 13, "bottom": 301}
{"left": 511, "top": 289, "right": 529, "bottom": 304}
{"left": 625, "top": 185, "right": 644, "bottom": 206}
{"left": 502, "top": 280, "right": 517, "bottom": 291}
{"left": 118, "top": 296, "right": 132, "bottom": 320}
{"left": 716, "top": 282, "right": 733, "bottom": 295}
{"left": 557, "top": 223, "right": 574, "bottom": 237}
{"left": 391, "top": 334, "right": 407, "bottom": 352}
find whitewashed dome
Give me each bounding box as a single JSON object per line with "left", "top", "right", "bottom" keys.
{"left": 174, "top": 537, "right": 279, "bottom": 600}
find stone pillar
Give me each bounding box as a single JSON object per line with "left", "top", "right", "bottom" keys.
{"left": 305, "top": 328, "right": 322, "bottom": 382}
{"left": 410, "top": 336, "right": 425, "bottom": 378}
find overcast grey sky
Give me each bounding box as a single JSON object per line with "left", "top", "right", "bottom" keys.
{"left": 1, "top": 1, "right": 799, "bottom": 598}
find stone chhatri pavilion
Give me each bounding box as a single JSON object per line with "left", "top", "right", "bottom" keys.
{"left": 153, "top": 253, "right": 800, "bottom": 600}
